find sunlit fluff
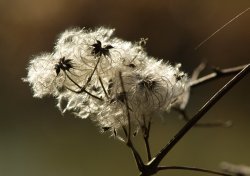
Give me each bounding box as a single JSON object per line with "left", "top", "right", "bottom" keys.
{"left": 24, "top": 27, "right": 189, "bottom": 136}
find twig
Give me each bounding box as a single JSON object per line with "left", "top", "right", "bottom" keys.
{"left": 84, "top": 57, "right": 101, "bottom": 88}
{"left": 119, "top": 72, "right": 145, "bottom": 172}
{"left": 157, "top": 166, "right": 233, "bottom": 176}
{"left": 98, "top": 76, "right": 109, "bottom": 98}
{"left": 220, "top": 162, "right": 250, "bottom": 176}
{"left": 144, "top": 137, "right": 151, "bottom": 161}
{"left": 122, "top": 126, "right": 144, "bottom": 172}
{"left": 65, "top": 72, "right": 82, "bottom": 89}
{"left": 190, "top": 64, "right": 248, "bottom": 88}
{"left": 119, "top": 72, "right": 132, "bottom": 141}
{"left": 191, "top": 62, "right": 206, "bottom": 81}
{"left": 64, "top": 73, "right": 103, "bottom": 101}
{"left": 148, "top": 64, "right": 249, "bottom": 169}
{"left": 65, "top": 86, "right": 103, "bottom": 101}
{"left": 143, "top": 117, "right": 152, "bottom": 161}
{"left": 127, "top": 140, "right": 145, "bottom": 172}
{"left": 195, "top": 7, "right": 250, "bottom": 50}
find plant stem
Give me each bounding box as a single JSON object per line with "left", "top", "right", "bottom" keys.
{"left": 127, "top": 140, "right": 144, "bottom": 172}
{"left": 195, "top": 7, "right": 249, "bottom": 50}
{"left": 119, "top": 72, "right": 145, "bottom": 171}
{"left": 65, "top": 73, "right": 103, "bottom": 101}
{"left": 99, "top": 76, "right": 109, "bottom": 98}
{"left": 119, "top": 72, "right": 132, "bottom": 141}
{"left": 144, "top": 121, "right": 152, "bottom": 161}
{"left": 148, "top": 64, "right": 249, "bottom": 168}
{"left": 157, "top": 166, "right": 233, "bottom": 176}
{"left": 84, "top": 57, "right": 101, "bottom": 88}
{"left": 190, "top": 64, "right": 248, "bottom": 88}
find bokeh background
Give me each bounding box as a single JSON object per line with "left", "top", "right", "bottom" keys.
{"left": 0, "top": 0, "right": 250, "bottom": 176}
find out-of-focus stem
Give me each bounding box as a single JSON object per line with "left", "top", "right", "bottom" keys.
{"left": 190, "top": 64, "right": 248, "bottom": 88}
{"left": 157, "top": 166, "right": 233, "bottom": 176}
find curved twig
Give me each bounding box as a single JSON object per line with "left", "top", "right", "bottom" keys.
{"left": 157, "top": 165, "right": 233, "bottom": 176}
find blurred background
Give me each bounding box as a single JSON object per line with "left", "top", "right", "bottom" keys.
{"left": 0, "top": 0, "right": 249, "bottom": 176}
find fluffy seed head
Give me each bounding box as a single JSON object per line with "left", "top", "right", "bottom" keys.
{"left": 24, "top": 27, "right": 190, "bottom": 136}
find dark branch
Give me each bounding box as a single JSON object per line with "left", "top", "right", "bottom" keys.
{"left": 127, "top": 140, "right": 145, "bottom": 172}
{"left": 65, "top": 72, "right": 82, "bottom": 89}
{"left": 144, "top": 137, "right": 151, "bottom": 161}
{"left": 157, "top": 166, "right": 233, "bottom": 176}
{"left": 119, "top": 72, "right": 145, "bottom": 172}
{"left": 64, "top": 73, "right": 103, "bottom": 101}
{"left": 99, "top": 76, "right": 109, "bottom": 98}
{"left": 143, "top": 118, "right": 152, "bottom": 161}
{"left": 65, "top": 86, "right": 103, "bottom": 101}
{"left": 119, "top": 72, "right": 132, "bottom": 141}
{"left": 148, "top": 64, "right": 249, "bottom": 168}
{"left": 84, "top": 57, "right": 101, "bottom": 88}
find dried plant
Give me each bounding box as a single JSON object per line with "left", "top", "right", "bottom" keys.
{"left": 23, "top": 8, "right": 249, "bottom": 176}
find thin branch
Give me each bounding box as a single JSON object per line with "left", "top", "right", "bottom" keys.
{"left": 121, "top": 125, "right": 128, "bottom": 138}
{"left": 190, "top": 64, "right": 248, "bottom": 88}
{"left": 127, "top": 140, "right": 145, "bottom": 172}
{"left": 149, "top": 64, "right": 250, "bottom": 168}
{"left": 84, "top": 57, "right": 101, "bottom": 88}
{"left": 65, "top": 86, "right": 103, "bottom": 101}
{"left": 195, "top": 7, "right": 250, "bottom": 50}
{"left": 220, "top": 162, "right": 250, "bottom": 176}
{"left": 119, "top": 72, "right": 145, "bottom": 172}
{"left": 119, "top": 72, "right": 132, "bottom": 141}
{"left": 191, "top": 62, "right": 206, "bottom": 81}
{"left": 99, "top": 76, "right": 109, "bottom": 98}
{"left": 143, "top": 118, "right": 152, "bottom": 161}
{"left": 157, "top": 166, "right": 233, "bottom": 176}
{"left": 65, "top": 72, "right": 82, "bottom": 89}
{"left": 144, "top": 137, "right": 151, "bottom": 161}
{"left": 64, "top": 73, "right": 103, "bottom": 101}
{"left": 122, "top": 126, "right": 144, "bottom": 172}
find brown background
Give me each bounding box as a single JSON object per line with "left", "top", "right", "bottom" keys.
{"left": 0, "top": 0, "right": 250, "bottom": 176}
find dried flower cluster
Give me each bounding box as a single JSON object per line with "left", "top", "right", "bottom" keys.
{"left": 24, "top": 27, "right": 189, "bottom": 137}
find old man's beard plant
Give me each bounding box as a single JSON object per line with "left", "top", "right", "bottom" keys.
{"left": 24, "top": 27, "right": 249, "bottom": 176}
{"left": 24, "top": 27, "right": 188, "bottom": 135}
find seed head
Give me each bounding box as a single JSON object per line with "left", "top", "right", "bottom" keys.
{"left": 24, "top": 27, "right": 190, "bottom": 136}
